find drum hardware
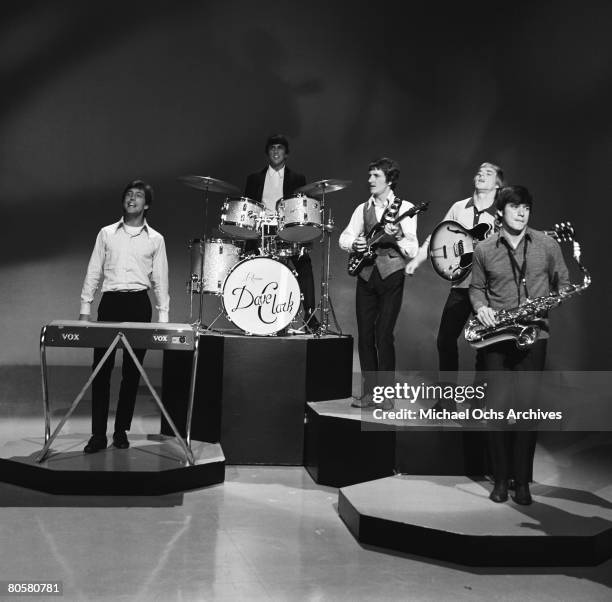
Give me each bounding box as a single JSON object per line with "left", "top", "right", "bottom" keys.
{"left": 295, "top": 178, "right": 352, "bottom": 336}
{"left": 178, "top": 174, "right": 242, "bottom": 331}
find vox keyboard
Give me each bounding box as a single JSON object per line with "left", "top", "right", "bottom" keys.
{"left": 41, "top": 320, "right": 195, "bottom": 351}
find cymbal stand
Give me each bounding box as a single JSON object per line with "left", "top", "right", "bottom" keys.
{"left": 195, "top": 183, "right": 210, "bottom": 332}
{"left": 317, "top": 189, "right": 342, "bottom": 336}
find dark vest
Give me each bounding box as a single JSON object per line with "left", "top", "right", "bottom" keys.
{"left": 359, "top": 202, "right": 406, "bottom": 281}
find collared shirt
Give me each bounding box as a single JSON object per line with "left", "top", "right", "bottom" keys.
{"left": 339, "top": 192, "right": 419, "bottom": 259}
{"left": 80, "top": 218, "right": 170, "bottom": 322}
{"left": 262, "top": 165, "right": 285, "bottom": 214}
{"left": 469, "top": 227, "right": 570, "bottom": 336}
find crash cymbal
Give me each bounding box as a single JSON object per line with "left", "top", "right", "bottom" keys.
{"left": 295, "top": 179, "right": 352, "bottom": 195}
{"left": 178, "top": 175, "right": 241, "bottom": 196}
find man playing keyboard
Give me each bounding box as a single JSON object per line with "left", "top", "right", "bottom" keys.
{"left": 79, "top": 179, "right": 170, "bottom": 453}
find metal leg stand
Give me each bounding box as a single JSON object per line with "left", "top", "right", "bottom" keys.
{"left": 37, "top": 333, "right": 195, "bottom": 466}
{"left": 37, "top": 333, "right": 124, "bottom": 463}
{"left": 317, "top": 199, "right": 342, "bottom": 336}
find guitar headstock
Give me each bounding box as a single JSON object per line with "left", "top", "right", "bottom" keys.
{"left": 407, "top": 201, "right": 429, "bottom": 217}
{"left": 549, "top": 221, "right": 575, "bottom": 243}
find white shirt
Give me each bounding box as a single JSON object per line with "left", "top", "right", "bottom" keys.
{"left": 80, "top": 219, "right": 170, "bottom": 322}
{"left": 262, "top": 165, "right": 284, "bottom": 214}
{"left": 339, "top": 193, "right": 419, "bottom": 259}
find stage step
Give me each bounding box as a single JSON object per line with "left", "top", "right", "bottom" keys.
{"left": 339, "top": 475, "right": 612, "bottom": 566}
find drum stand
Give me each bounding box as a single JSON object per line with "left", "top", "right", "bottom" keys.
{"left": 186, "top": 183, "right": 217, "bottom": 333}
{"left": 315, "top": 193, "right": 342, "bottom": 336}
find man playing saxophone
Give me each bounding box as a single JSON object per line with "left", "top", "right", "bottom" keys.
{"left": 469, "top": 185, "right": 570, "bottom": 505}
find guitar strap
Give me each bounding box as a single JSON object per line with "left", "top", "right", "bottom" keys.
{"left": 362, "top": 200, "right": 390, "bottom": 239}
{"left": 502, "top": 236, "right": 530, "bottom": 303}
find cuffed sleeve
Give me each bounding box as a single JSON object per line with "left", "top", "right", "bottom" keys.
{"left": 151, "top": 236, "right": 170, "bottom": 322}
{"left": 80, "top": 229, "right": 105, "bottom": 315}
{"left": 339, "top": 203, "right": 365, "bottom": 252}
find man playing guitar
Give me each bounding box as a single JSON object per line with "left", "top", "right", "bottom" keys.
{"left": 405, "top": 162, "right": 503, "bottom": 377}
{"left": 339, "top": 157, "right": 419, "bottom": 408}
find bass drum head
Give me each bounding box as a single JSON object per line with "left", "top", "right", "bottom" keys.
{"left": 222, "top": 257, "right": 300, "bottom": 335}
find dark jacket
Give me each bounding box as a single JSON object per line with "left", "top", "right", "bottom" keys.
{"left": 244, "top": 166, "right": 306, "bottom": 202}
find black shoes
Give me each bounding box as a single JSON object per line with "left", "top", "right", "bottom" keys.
{"left": 84, "top": 435, "right": 108, "bottom": 454}
{"left": 112, "top": 430, "right": 130, "bottom": 449}
{"left": 512, "top": 483, "right": 533, "bottom": 505}
{"left": 489, "top": 480, "right": 509, "bottom": 503}
{"left": 84, "top": 432, "right": 129, "bottom": 453}
{"left": 489, "top": 480, "right": 533, "bottom": 505}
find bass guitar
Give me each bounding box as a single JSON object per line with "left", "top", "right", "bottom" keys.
{"left": 348, "top": 201, "right": 429, "bottom": 276}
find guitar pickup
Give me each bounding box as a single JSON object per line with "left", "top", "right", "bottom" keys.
{"left": 453, "top": 240, "right": 464, "bottom": 256}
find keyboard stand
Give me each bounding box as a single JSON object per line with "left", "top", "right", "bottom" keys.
{"left": 37, "top": 327, "right": 197, "bottom": 465}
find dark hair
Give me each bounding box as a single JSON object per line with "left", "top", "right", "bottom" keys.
{"left": 265, "top": 134, "right": 289, "bottom": 154}
{"left": 368, "top": 157, "right": 400, "bottom": 190}
{"left": 495, "top": 185, "right": 533, "bottom": 212}
{"left": 122, "top": 179, "right": 153, "bottom": 207}
{"left": 475, "top": 162, "right": 505, "bottom": 188}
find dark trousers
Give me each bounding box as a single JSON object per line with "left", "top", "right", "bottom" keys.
{"left": 482, "top": 339, "right": 547, "bottom": 484}
{"left": 290, "top": 253, "right": 316, "bottom": 319}
{"left": 91, "top": 291, "right": 152, "bottom": 436}
{"left": 245, "top": 238, "right": 316, "bottom": 320}
{"left": 356, "top": 267, "right": 405, "bottom": 390}
{"left": 437, "top": 288, "right": 481, "bottom": 372}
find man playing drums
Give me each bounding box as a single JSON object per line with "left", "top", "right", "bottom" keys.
{"left": 244, "top": 134, "right": 320, "bottom": 333}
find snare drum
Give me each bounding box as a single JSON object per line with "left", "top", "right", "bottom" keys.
{"left": 276, "top": 193, "right": 322, "bottom": 242}
{"left": 222, "top": 256, "right": 300, "bottom": 335}
{"left": 220, "top": 197, "right": 264, "bottom": 239}
{"left": 188, "top": 238, "right": 242, "bottom": 294}
{"left": 269, "top": 239, "right": 311, "bottom": 258}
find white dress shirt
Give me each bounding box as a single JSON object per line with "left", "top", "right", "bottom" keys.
{"left": 262, "top": 165, "right": 284, "bottom": 214}
{"left": 80, "top": 219, "right": 170, "bottom": 322}
{"left": 339, "top": 193, "right": 419, "bottom": 259}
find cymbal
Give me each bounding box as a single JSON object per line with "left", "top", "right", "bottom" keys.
{"left": 178, "top": 175, "right": 241, "bottom": 196}
{"left": 296, "top": 179, "right": 351, "bottom": 195}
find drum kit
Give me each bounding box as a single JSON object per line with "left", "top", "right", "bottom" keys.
{"left": 180, "top": 174, "right": 351, "bottom": 336}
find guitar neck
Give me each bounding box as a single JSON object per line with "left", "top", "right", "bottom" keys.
{"left": 365, "top": 205, "right": 423, "bottom": 241}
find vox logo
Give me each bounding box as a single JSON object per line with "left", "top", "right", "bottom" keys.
{"left": 61, "top": 333, "right": 80, "bottom": 341}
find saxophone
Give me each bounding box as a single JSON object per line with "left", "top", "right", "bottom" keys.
{"left": 464, "top": 226, "right": 591, "bottom": 349}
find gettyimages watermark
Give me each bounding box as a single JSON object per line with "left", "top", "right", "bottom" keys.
{"left": 356, "top": 371, "right": 612, "bottom": 431}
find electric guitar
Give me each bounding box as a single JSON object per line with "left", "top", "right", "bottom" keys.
{"left": 428, "top": 220, "right": 493, "bottom": 282}
{"left": 429, "top": 219, "right": 575, "bottom": 282}
{"left": 347, "top": 201, "right": 429, "bottom": 276}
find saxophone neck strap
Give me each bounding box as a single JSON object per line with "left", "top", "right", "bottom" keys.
{"left": 502, "top": 235, "right": 530, "bottom": 303}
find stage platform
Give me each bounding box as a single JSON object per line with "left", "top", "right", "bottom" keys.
{"left": 0, "top": 434, "right": 225, "bottom": 495}
{"left": 162, "top": 331, "right": 353, "bottom": 464}
{"left": 305, "top": 400, "right": 486, "bottom": 487}
{"left": 339, "top": 474, "right": 612, "bottom": 566}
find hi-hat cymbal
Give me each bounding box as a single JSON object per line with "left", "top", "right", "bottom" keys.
{"left": 296, "top": 178, "right": 352, "bottom": 195}
{"left": 178, "top": 175, "right": 241, "bottom": 195}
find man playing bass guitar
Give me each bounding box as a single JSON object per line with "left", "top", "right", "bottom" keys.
{"left": 339, "top": 157, "right": 419, "bottom": 408}
{"left": 405, "top": 162, "right": 503, "bottom": 376}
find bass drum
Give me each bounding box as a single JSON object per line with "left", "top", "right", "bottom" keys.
{"left": 222, "top": 256, "right": 300, "bottom": 335}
